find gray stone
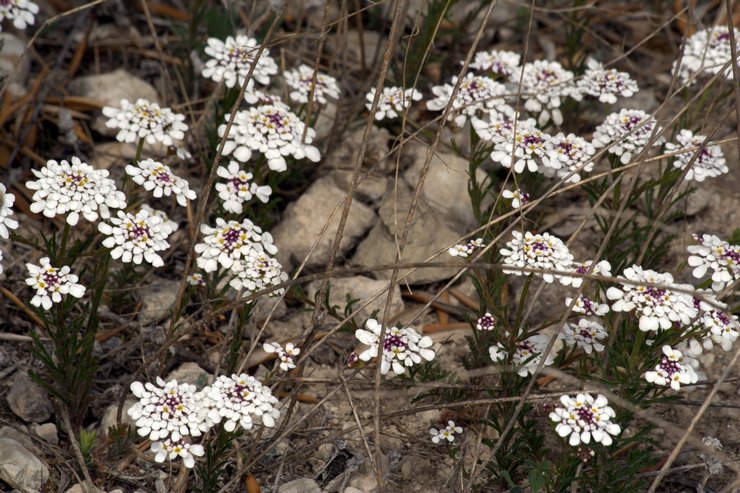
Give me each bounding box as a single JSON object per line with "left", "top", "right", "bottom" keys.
{"left": 278, "top": 478, "right": 322, "bottom": 493}
{"left": 307, "top": 275, "right": 405, "bottom": 320}
{"left": 272, "top": 176, "right": 376, "bottom": 271}
{"left": 68, "top": 68, "right": 159, "bottom": 108}
{"left": 325, "top": 126, "right": 392, "bottom": 173}
{"left": 0, "top": 426, "right": 36, "bottom": 453}
{"left": 344, "top": 488, "right": 368, "bottom": 493}
{"left": 137, "top": 276, "right": 179, "bottom": 325}
{"left": 0, "top": 437, "right": 49, "bottom": 491}
{"left": 7, "top": 373, "right": 52, "bottom": 423}
{"left": 31, "top": 423, "right": 57, "bottom": 446}
{"left": 165, "top": 362, "right": 210, "bottom": 388}
{"left": 65, "top": 483, "right": 105, "bottom": 493}
{"left": 352, "top": 185, "right": 463, "bottom": 285}
{"left": 0, "top": 33, "right": 30, "bottom": 98}
{"left": 331, "top": 170, "right": 389, "bottom": 206}
{"left": 98, "top": 401, "right": 135, "bottom": 437}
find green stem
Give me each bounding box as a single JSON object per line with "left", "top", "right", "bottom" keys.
{"left": 513, "top": 274, "right": 533, "bottom": 331}
{"left": 58, "top": 222, "right": 70, "bottom": 265}
{"left": 135, "top": 137, "right": 145, "bottom": 163}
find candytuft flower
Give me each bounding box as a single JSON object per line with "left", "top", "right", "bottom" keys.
{"left": 427, "top": 73, "right": 513, "bottom": 127}
{"left": 517, "top": 59, "right": 579, "bottom": 126}
{"left": 665, "top": 129, "right": 727, "bottom": 182}
{"left": 566, "top": 295, "right": 609, "bottom": 317}
{"left": 203, "top": 373, "right": 280, "bottom": 431}
{"left": 263, "top": 342, "right": 300, "bottom": 371}
{"left": 687, "top": 234, "right": 739, "bottom": 291}
{"left": 125, "top": 159, "right": 196, "bottom": 206}
{"left": 98, "top": 208, "right": 171, "bottom": 267}
{"left": 489, "top": 117, "right": 555, "bottom": 174}
{"left": 502, "top": 188, "right": 529, "bottom": 209}
{"left": 469, "top": 49, "right": 521, "bottom": 78}
{"left": 448, "top": 238, "right": 484, "bottom": 258}
{"left": 577, "top": 58, "right": 638, "bottom": 104}
{"left": 151, "top": 437, "right": 204, "bottom": 469}
{"left": 549, "top": 393, "right": 621, "bottom": 446}
{"left": 0, "top": 184, "right": 19, "bottom": 239}
{"left": 673, "top": 26, "right": 740, "bottom": 84}
{"left": 354, "top": 319, "right": 435, "bottom": 375}
{"left": 229, "top": 246, "right": 288, "bottom": 296}
{"left": 544, "top": 133, "right": 596, "bottom": 183}
{"left": 26, "top": 157, "right": 127, "bottom": 226}
{"left": 476, "top": 312, "right": 496, "bottom": 331}
{"left": 195, "top": 218, "right": 274, "bottom": 272}
{"left": 102, "top": 98, "right": 188, "bottom": 147}
{"left": 512, "top": 333, "right": 554, "bottom": 376}
{"left": 499, "top": 230, "right": 574, "bottom": 283}
{"left": 430, "top": 420, "right": 463, "bottom": 444}
{"left": 202, "top": 35, "right": 278, "bottom": 89}
{"left": 560, "top": 259, "right": 612, "bottom": 288}
{"left": 644, "top": 345, "right": 698, "bottom": 390}
{"left": 25, "top": 258, "right": 85, "bottom": 310}
{"left": 366, "top": 86, "right": 422, "bottom": 120}
{"left": 561, "top": 319, "right": 607, "bottom": 354}
{"left": 592, "top": 109, "right": 663, "bottom": 164}
{"left": 216, "top": 161, "right": 272, "bottom": 214}
{"left": 0, "top": 0, "right": 39, "bottom": 31}
{"left": 284, "top": 64, "right": 341, "bottom": 105}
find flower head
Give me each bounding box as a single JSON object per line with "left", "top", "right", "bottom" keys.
{"left": 469, "top": 49, "right": 521, "bottom": 78}
{"left": 499, "top": 230, "right": 574, "bottom": 283}
{"left": 354, "top": 319, "right": 435, "bottom": 375}
{"left": 489, "top": 117, "right": 556, "bottom": 174}
{"left": 0, "top": 184, "right": 19, "bottom": 239}
{"left": 140, "top": 203, "right": 178, "bottom": 235}
{"left": 549, "top": 393, "right": 621, "bottom": 446}
{"left": 187, "top": 273, "right": 205, "bottom": 286}
{"left": 512, "top": 333, "right": 554, "bottom": 376}
{"left": 216, "top": 161, "right": 272, "bottom": 214}
{"left": 263, "top": 342, "right": 300, "bottom": 371}
{"left": 102, "top": 98, "right": 188, "bottom": 147}
{"left": 644, "top": 345, "right": 698, "bottom": 390}
{"left": 560, "top": 259, "right": 612, "bottom": 288}
{"left": 673, "top": 26, "right": 740, "bottom": 84}
{"left": 219, "top": 104, "right": 320, "bottom": 172}
{"left": 476, "top": 312, "right": 496, "bottom": 331}
{"left": 366, "top": 86, "right": 422, "bottom": 120}
{"left": 427, "top": 73, "right": 514, "bottom": 127}
{"left": 561, "top": 319, "right": 607, "bottom": 354}
{"left": 26, "top": 157, "right": 127, "bottom": 226}
{"left": 202, "top": 35, "right": 278, "bottom": 89}
{"left": 203, "top": 373, "right": 280, "bottom": 431}
{"left": 125, "top": 159, "right": 196, "bottom": 206}
{"left": 151, "top": 437, "right": 204, "bottom": 469}
{"left": 25, "top": 257, "right": 86, "bottom": 310}
{"left": 592, "top": 109, "right": 663, "bottom": 164}
{"left": 577, "top": 58, "right": 639, "bottom": 104}
{"left": 195, "top": 218, "right": 273, "bottom": 272}
{"left": 687, "top": 234, "right": 739, "bottom": 291}
{"left": 0, "top": 0, "right": 39, "bottom": 30}
{"left": 566, "top": 295, "right": 609, "bottom": 317}
{"left": 228, "top": 246, "right": 288, "bottom": 296}
{"left": 543, "top": 133, "right": 596, "bottom": 183}
{"left": 517, "top": 60, "right": 579, "bottom": 125}
{"left": 430, "top": 420, "right": 463, "bottom": 444}
{"left": 448, "top": 238, "right": 484, "bottom": 258}
{"left": 284, "top": 64, "right": 341, "bottom": 105}
{"left": 501, "top": 188, "right": 529, "bottom": 209}
{"left": 98, "top": 208, "right": 171, "bottom": 267}
{"left": 665, "top": 130, "right": 727, "bottom": 182}
{"left": 606, "top": 265, "right": 697, "bottom": 332}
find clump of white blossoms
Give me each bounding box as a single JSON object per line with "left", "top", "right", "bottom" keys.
{"left": 203, "top": 373, "right": 280, "bottom": 431}
{"left": 561, "top": 319, "right": 607, "bottom": 354}
{"left": 219, "top": 103, "right": 320, "bottom": 172}
{"left": 517, "top": 59, "right": 579, "bottom": 125}
{"left": 430, "top": 420, "right": 463, "bottom": 444}
{"left": 25, "top": 257, "right": 85, "bottom": 310}
{"left": 502, "top": 188, "right": 529, "bottom": 209}
{"left": 499, "top": 230, "right": 574, "bottom": 283}
{"left": 98, "top": 208, "right": 171, "bottom": 267}
{"left": 0, "top": 0, "right": 39, "bottom": 31}
{"left": 125, "top": 159, "right": 196, "bottom": 207}
{"left": 102, "top": 98, "right": 188, "bottom": 147}
{"left": 673, "top": 26, "right": 740, "bottom": 84}
{"left": 687, "top": 234, "right": 739, "bottom": 291}
{"left": 543, "top": 133, "right": 596, "bottom": 183}
{"left": 469, "top": 49, "right": 521, "bottom": 78}
{"left": 140, "top": 203, "right": 178, "bottom": 235}
{"left": 365, "top": 86, "right": 422, "bottom": 120}
{"left": 195, "top": 218, "right": 275, "bottom": 272}
{"left": 697, "top": 306, "right": 739, "bottom": 352}
{"left": 665, "top": 129, "right": 727, "bottom": 182}
{"left": 489, "top": 117, "right": 556, "bottom": 174}
{"left": 592, "top": 109, "right": 663, "bottom": 164}
{"left": 228, "top": 246, "right": 288, "bottom": 296}
{"left": 511, "top": 333, "right": 555, "bottom": 376}
{"left": 577, "top": 58, "right": 639, "bottom": 104}
{"left": 448, "top": 238, "right": 484, "bottom": 258}
{"left": 549, "top": 393, "right": 621, "bottom": 447}
{"left": 128, "top": 377, "right": 209, "bottom": 442}
{"left": 26, "top": 157, "right": 127, "bottom": 226}
{"left": 566, "top": 295, "right": 610, "bottom": 317}
{"left": 354, "top": 319, "right": 435, "bottom": 375}
{"left": 263, "top": 342, "right": 300, "bottom": 371}
{"left": 215, "top": 161, "right": 272, "bottom": 214}
{"left": 560, "top": 259, "right": 612, "bottom": 288}
{"left": 284, "top": 64, "right": 341, "bottom": 105}
{"left": 471, "top": 113, "right": 515, "bottom": 144}
{"left": 476, "top": 312, "right": 496, "bottom": 331}
{"left": 644, "top": 345, "right": 698, "bottom": 391}
{"left": 427, "top": 73, "right": 513, "bottom": 127}
{"left": 606, "top": 265, "right": 697, "bottom": 332}
{"left": 202, "top": 35, "right": 278, "bottom": 89}
{"left": 151, "top": 438, "right": 204, "bottom": 469}
{"left": 0, "top": 184, "right": 18, "bottom": 239}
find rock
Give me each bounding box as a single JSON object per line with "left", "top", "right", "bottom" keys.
{"left": 91, "top": 142, "right": 139, "bottom": 169}
{"left": 98, "top": 400, "right": 135, "bottom": 437}
{"left": 307, "top": 275, "right": 405, "bottom": 320}
{"left": 325, "top": 126, "right": 392, "bottom": 173}
{"left": 278, "top": 478, "right": 322, "bottom": 493}
{"left": 352, "top": 185, "right": 463, "bottom": 285}
{"left": 7, "top": 373, "right": 52, "bottom": 423}
{"left": 0, "top": 437, "right": 49, "bottom": 491}
{"left": 347, "top": 473, "right": 377, "bottom": 493}
{"left": 344, "top": 488, "right": 368, "bottom": 493}
{"left": 314, "top": 100, "right": 338, "bottom": 142}
{"left": 272, "top": 176, "right": 376, "bottom": 271}
{"left": 65, "top": 483, "right": 105, "bottom": 493}
{"left": 342, "top": 30, "right": 383, "bottom": 67}
{"left": 68, "top": 68, "right": 159, "bottom": 108}
{"left": 331, "top": 170, "right": 389, "bottom": 206}
{"left": 0, "top": 425, "right": 36, "bottom": 453}
{"left": 31, "top": 423, "right": 57, "bottom": 446}
{"left": 165, "top": 362, "right": 210, "bottom": 388}
{"left": 137, "top": 276, "right": 179, "bottom": 325}
{"left": 403, "top": 142, "right": 485, "bottom": 230}
{"left": 0, "top": 33, "right": 30, "bottom": 98}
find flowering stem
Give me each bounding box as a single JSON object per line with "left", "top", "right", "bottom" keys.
{"left": 135, "top": 137, "right": 145, "bottom": 163}
{"left": 58, "top": 222, "right": 70, "bottom": 265}
{"left": 513, "top": 274, "right": 533, "bottom": 331}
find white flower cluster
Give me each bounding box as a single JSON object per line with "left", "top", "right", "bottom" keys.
{"left": 284, "top": 64, "right": 341, "bottom": 105}
{"left": 98, "top": 209, "right": 172, "bottom": 267}
{"left": 517, "top": 60, "right": 579, "bottom": 126}
{"left": 489, "top": 332, "right": 555, "bottom": 377}
{"left": 0, "top": 0, "right": 39, "bottom": 31}
{"left": 673, "top": 26, "right": 740, "bottom": 84}
{"left": 644, "top": 345, "right": 698, "bottom": 391}
{"left": 229, "top": 247, "right": 288, "bottom": 296}
{"left": 566, "top": 294, "right": 609, "bottom": 317}
{"left": 489, "top": 117, "right": 555, "bottom": 173}
{"left": 549, "top": 393, "right": 621, "bottom": 446}
{"left": 577, "top": 58, "right": 639, "bottom": 104}
{"left": 688, "top": 234, "right": 739, "bottom": 291}
{"left": 544, "top": 132, "right": 596, "bottom": 183}
{"left": 0, "top": 183, "right": 18, "bottom": 239}
{"left": 688, "top": 298, "right": 739, "bottom": 353}
{"left": 365, "top": 86, "right": 422, "bottom": 120}
{"left": 606, "top": 265, "right": 697, "bottom": 332}
{"left": 448, "top": 238, "right": 484, "bottom": 258}
{"left": 263, "top": 341, "right": 300, "bottom": 371}
{"left": 202, "top": 35, "right": 278, "bottom": 89}
{"left": 561, "top": 318, "right": 607, "bottom": 354}
{"left": 25, "top": 257, "right": 85, "bottom": 310}
{"left": 219, "top": 103, "right": 321, "bottom": 172}
{"left": 125, "top": 159, "right": 196, "bottom": 207}
{"left": 665, "top": 129, "right": 727, "bottom": 182}
{"left": 216, "top": 161, "right": 272, "bottom": 214}
{"left": 430, "top": 420, "right": 463, "bottom": 444}
{"left": 427, "top": 73, "right": 513, "bottom": 127}
{"left": 102, "top": 98, "right": 188, "bottom": 147}
{"left": 476, "top": 312, "right": 496, "bottom": 331}
{"left": 354, "top": 319, "right": 435, "bottom": 375}
{"left": 27, "top": 157, "right": 127, "bottom": 226}
{"left": 469, "top": 49, "right": 521, "bottom": 78}
{"left": 560, "top": 259, "right": 612, "bottom": 288}
{"left": 502, "top": 188, "right": 529, "bottom": 209}
{"left": 592, "top": 109, "right": 663, "bottom": 164}
{"left": 499, "top": 230, "right": 574, "bottom": 283}
{"left": 129, "top": 374, "right": 280, "bottom": 468}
